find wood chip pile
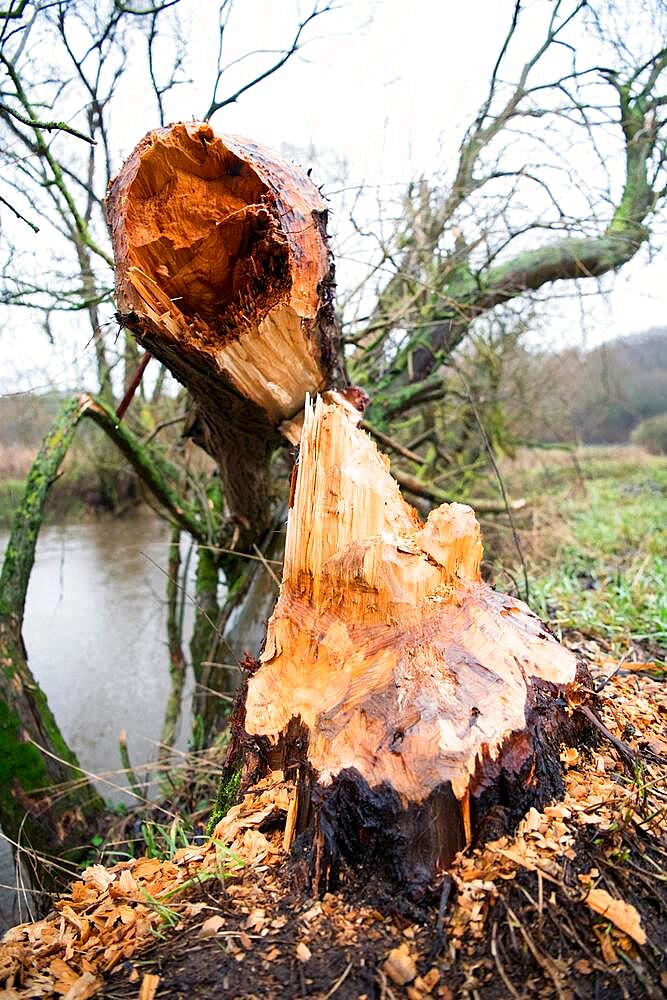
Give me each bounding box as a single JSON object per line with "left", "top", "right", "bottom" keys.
{"left": 1, "top": 655, "right": 665, "bottom": 998}
{"left": 0, "top": 775, "right": 293, "bottom": 998}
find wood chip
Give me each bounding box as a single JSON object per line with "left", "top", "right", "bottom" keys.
{"left": 295, "top": 942, "right": 312, "bottom": 962}
{"left": 383, "top": 944, "right": 417, "bottom": 985}
{"left": 138, "top": 972, "right": 160, "bottom": 1000}
{"left": 586, "top": 889, "right": 646, "bottom": 945}
{"left": 63, "top": 972, "right": 103, "bottom": 1000}
{"left": 199, "top": 915, "right": 225, "bottom": 938}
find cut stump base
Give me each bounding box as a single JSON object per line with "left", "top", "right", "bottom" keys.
{"left": 233, "top": 397, "right": 591, "bottom": 890}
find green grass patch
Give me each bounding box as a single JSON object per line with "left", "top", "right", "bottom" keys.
{"left": 508, "top": 448, "right": 667, "bottom": 658}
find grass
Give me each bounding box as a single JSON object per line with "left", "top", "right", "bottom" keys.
{"left": 141, "top": 818, "right": 191, "bottom": 861}
{"left": 0, "top": 472, "right": 95, "bottom": 528}
{"left": 499, "top": 446, "right": 667, "bottom": 660}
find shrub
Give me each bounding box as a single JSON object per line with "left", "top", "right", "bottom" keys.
{"left": 630, "top": 412, "right": 667, "bottom": 454}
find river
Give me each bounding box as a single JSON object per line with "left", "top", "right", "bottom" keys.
{"left": 0, "top": 514, "right": 196, "bottom": 930}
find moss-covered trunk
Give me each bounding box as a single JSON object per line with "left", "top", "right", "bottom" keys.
{"left": 0, "top": 398, "right": 105, "bottom": 894}
{"left": 0, "top": 393, "right": 211, "bottom": 891}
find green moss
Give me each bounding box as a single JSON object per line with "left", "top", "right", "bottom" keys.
{"left": 0, "top": 697, "right": 53, "bottom": 792}
{"left": 207, "top": 765, "right": 242, "bottom": 835}
{"left": 0, "top": 396, "right": 83, "bottom": 619}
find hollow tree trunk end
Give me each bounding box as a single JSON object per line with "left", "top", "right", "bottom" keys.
{"left": 231, "top": 398, "right": 592, "bottom": 892}
{"left": 106, "top": 122, "right": 346, "bottom": 537}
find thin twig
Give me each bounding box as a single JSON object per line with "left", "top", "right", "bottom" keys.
{"left": 362, "top": 420, "right": 426, "bottom": 465}
{"left": 577, "top": 704, "right": 637, "bottom": 771}
{"left": 252, "top": 542, "right": 281, "bottom": 588}
{"left": 456, "top": 369, "right": 530, "bottom": 601}
{"left": 116, "top": 351, "right": 152, "bottom": 420}
{"left": 325, "top": 961, "right": 353, "bottom": 998}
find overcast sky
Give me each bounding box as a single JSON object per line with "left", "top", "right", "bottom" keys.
{"left": 1, "top": 0, "right": 665, "bottom": 394}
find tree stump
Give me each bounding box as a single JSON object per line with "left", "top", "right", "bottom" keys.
{"left": 242, "top": 396, "right": 588, "bottom": 888}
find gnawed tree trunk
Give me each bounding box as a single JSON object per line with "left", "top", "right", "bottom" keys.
{"left": 238, "top": 396, "right": 589, "bottom": 888}
{"left": 108, "top": 123, "right": 593, "bottom": 891}
{"left": 106, "top": 122, "right": 346, "bottom": 543}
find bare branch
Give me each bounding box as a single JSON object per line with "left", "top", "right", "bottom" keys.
{"left": 0, "top": 102, "right": 96, "bottom": 143}
{"left": 203, "top": 2, "right": 334, "bottom": 120}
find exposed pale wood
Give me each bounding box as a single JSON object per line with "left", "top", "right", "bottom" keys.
{"left": 244, "top": 396, "right": 585, "bottom": 886}
{"left": 106, "top": 126, "right": 591, "bottom": 889}
{"left": 107, "top": 121, "right": 338, "bottom": 422}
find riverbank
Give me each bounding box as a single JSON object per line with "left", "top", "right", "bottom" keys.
{"left": 0, "top": 474, "right": 144, "bottom": 528}
{"left": 0, "top": 515, "right": 196, "bottom": 933}
{"left": 1, "top": 445, "right": 665, "bottom": 996}
{"left": 2, "top": 644, "right": 665, "bottom": 999}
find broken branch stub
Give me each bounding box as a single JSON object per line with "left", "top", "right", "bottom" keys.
{"left": 106, "top": 122, "right": 345, "bottom": 537}
{"left": 243, "top": 398, "right": 589, "bottom": 888}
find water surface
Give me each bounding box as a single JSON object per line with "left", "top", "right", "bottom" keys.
{"left": 0, "top": 514, "right": 194, "bottom": 929}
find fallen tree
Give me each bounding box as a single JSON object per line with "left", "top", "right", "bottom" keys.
{"left": 107, "top": 123, "right": 593, "bottom": 889}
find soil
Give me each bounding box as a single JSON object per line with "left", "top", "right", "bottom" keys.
{"left": 94, "top": 818, "right": 667, "bottom": 1000}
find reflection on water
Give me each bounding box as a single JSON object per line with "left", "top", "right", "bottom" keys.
{"left": 0, "top": 513, "right": 194, "bottom": 929}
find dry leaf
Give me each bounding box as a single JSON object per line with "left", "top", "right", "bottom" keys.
{"left": 597, "top": 930, "right": 618, "bottom": 965}
{"left": 586, "top": 889, "right": 646, "bottom": 945}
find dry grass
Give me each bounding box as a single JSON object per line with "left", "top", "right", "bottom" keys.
{"left": 0, "top": 444, "right": 37, "bottom": 481}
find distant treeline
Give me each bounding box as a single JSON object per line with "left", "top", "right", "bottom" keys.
{"left": 1, "top": 328, "right": 666, "bottom": 469}
{"left": 0, "top": 391, "right": 66, "bottom": 451}
{"left": 492, "top": 326, "right": 667, "bottom": 447}
{"left": 563, "top": 327, "right": 667, "bottom": 443}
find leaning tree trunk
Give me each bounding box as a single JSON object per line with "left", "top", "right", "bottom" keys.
{"left": 107, "top": 122, "right": 592, "bottom": 891}
{"left": 0, "top": 391, "right": 212, "bottom": 888}
{"left": 0, "top": 399, "right": 105, "bottom": 897}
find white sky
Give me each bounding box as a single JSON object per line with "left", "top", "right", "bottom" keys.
{"left": 1, "top": 0, "right": 665, "bottom": 394}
